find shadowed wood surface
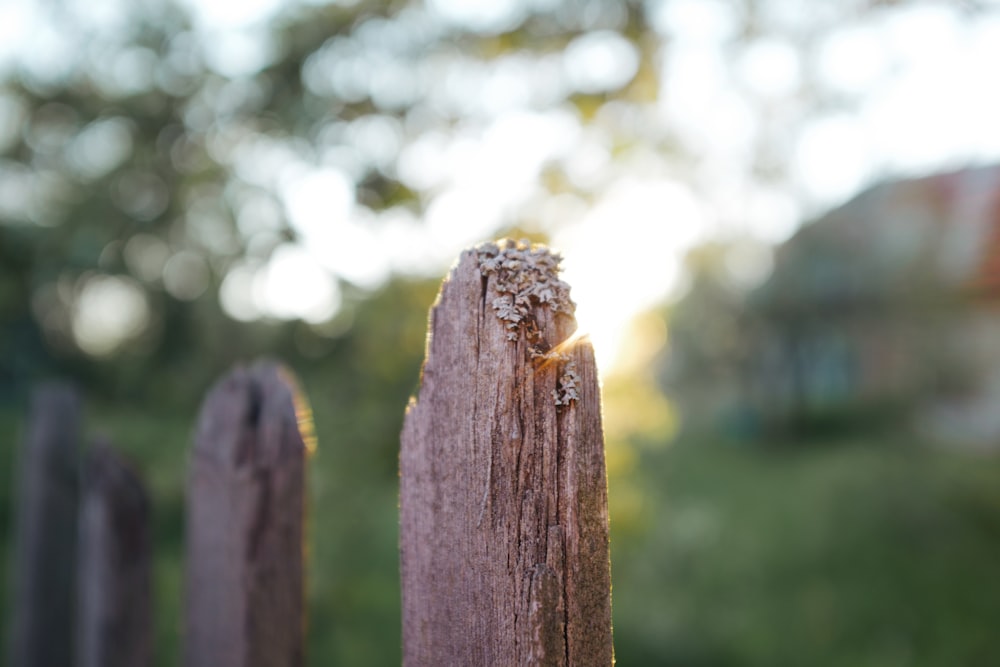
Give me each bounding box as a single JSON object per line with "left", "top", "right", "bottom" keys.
{"left": 400, "top": 241, "right": 613, "bottom": 666}
{"left": 185, "top": 361, "right": 307, "bottom": 667}
{"left": 77, "top": 440, "right": 152, "bottom": 667}
{"left": 9, "top": 383, "right": 81, "bottom": 667}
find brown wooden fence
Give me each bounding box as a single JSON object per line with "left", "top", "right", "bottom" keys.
{"left": 185, "top": 361, "right": 307, "bottom": 667}
{"left": 77, "top": 438, "right": 152, "bottom": 667}
{"left": 9, "top": 384, "right": 81, "bottom": 667}
{"left": 5, "top": 241, "right": 613, "bottom": 666}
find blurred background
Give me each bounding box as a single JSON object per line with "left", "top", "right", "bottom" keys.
{"left": 3, "top": 0, "right": 1000, "bottom": 664}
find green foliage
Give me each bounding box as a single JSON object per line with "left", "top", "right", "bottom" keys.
{"left": 0, "top": 0, "right": 662, "bottom": 399}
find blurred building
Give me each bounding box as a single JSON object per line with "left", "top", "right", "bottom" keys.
{"left": 669, "top": 165, "right": 1000, "bottom": 445}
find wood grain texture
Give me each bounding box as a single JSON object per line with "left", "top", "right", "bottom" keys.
{"left": 9, "top": 383, "right": 81, "bottom": 667}
{"left": 77, "top": 440, "right": 152, "bottom": 667}
{"left": 400, "top": 242, "right": 613, "bottom": 666}
{"left": 185, "top": 361, "right": 307, "bottom": 667}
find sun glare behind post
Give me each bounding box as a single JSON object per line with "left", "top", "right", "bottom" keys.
{"left": 277, "top": 365, "right": 318, "bottom": 456}
{"left": 555, "top": 177, "right": 707, "bottom": 374}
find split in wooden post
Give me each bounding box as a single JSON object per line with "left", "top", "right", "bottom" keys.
{"left": 400, "top": 239, "right": 614, "bottom": 666}
{"left": 185, "top": 361, "right": 310, "bottom": 667}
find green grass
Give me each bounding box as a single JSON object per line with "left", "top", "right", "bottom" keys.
{"left": 611, "top": 439, "right": 1000, "bottom": 666}
{"left": 3, "top": 402, "right": 1000, "bottom": 666}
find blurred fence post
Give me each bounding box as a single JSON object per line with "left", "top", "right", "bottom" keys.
{"left": 8, "top": 383, "right": 81, "bottom": 667}
{"left": 76, "top": 439, "right": 153, "bottom": 667}
{"left": 400, "top": 241, "right": 613, "bottom": 666}
{"left": 185, "top": 361, "right": 308, "bottom": 667}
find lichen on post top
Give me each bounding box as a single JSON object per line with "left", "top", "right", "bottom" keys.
{"left": 475, "top": 238, "right": 582, "bottom": 406}
{"left": 476, "top": 239, "right": 575, "bottom": 339}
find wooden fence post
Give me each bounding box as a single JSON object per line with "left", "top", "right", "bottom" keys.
{"left": 76, "top": 439, "right": 153, "bottom": 667}
{"left": 400, "top": 240, "right": 614, "bottom": 666}
{"left": 8, "top": 383, "right": 81, "bottom": 667}
{"left": 185, "top": 361, "right": 308, "bottom": 667}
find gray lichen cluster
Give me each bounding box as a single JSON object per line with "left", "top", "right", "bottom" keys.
{"left": 476, "top": 239, "right": 575, "bottom": 342}
{"left": 476, "top": 239, "right": 580, "bottom": 406}
{"left": 554, "top": 360, "right": 581, "bottom": 406}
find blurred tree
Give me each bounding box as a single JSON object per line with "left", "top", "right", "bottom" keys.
{"left": 1, "top": 0, "right": 988, "bottom": 407}
{"left": 0, "top": 0, "right": 659, "bottom": 402}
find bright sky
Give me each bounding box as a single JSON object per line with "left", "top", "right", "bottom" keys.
{"left": 5, "top": 0, "right": 1000, "bottom": 371}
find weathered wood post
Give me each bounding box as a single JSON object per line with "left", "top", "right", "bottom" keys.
{"left": 76, "top": 439, "right": 153, "bottom": 667}
{"left": 400, "top": 240, "right": 614, "bottom": 666}
{"left": 8, "top": 383, "right": 81, "bottom": 667}
{"left": 185, "top": 361, "right": 311, "bottom": 667}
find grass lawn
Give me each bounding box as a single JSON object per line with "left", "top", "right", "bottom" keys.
{"left": 612, "top": 438, "right": 1000, "bottom": 666}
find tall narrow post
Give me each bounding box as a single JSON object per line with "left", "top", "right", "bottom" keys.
{"left": 76, "top": 440, "right": 152, "bottom": 667}
{"left": 185, "top": 361, "right": 308, "bottom": 667}
{"left": 8, "top": 383, "right": 81, "bottom": 667}
{"left": 400, "top": 240, "right": 614, "bottom": 666}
